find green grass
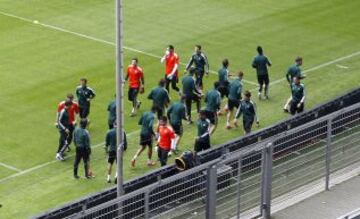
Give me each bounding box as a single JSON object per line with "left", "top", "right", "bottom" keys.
{"left": 0, "top": 0, "right": 359, "bottom": 218}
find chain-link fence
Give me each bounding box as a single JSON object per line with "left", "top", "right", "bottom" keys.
{"left": 68, "top": 102, "right": 360, "bottom": 219}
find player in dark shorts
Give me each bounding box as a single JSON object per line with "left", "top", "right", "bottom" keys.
{"left": 125, "top": 58, "right": 144, "bottom": 116}
{"left": 131, "top": 106, "right": 157, "bottom": 167}
{"left": 289, "top": 76, "right": 305, "bottom": 115}
{"left": 204, "top": 81, "right": 221, "bottom": 134}
{"left": 105, "top": 122, "right": 127, "bottom": 183}
{"left": 226, "top": 71, "right": 244, "bottom": 129}
{"left": 75, "top": 78, "right": 95, "bottom": 119}
{"left": 234, "top": 91, "right": 260, "bottom": 134}
{"left": 148, "top": 79, "right": 170, "bottom": 119}
{"left": 252, "top": 46, "right": 272, "bottom": 99}
{"left": 167, "top": 96, "right": 187, "bottom": 156}
{"left": 194, "top": 110, "right": 211, "bottom": 152}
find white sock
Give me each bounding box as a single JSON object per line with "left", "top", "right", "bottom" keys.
{"left": 131, "top": 108, "right": 135, "bottom": 114}
{"left": 107, "top": 175, "right": 110, "bottom": 181}
{"left": 133, "top": 155, "right": 138, "bottom": 160}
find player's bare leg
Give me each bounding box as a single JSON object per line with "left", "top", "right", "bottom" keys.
{"left": 131, "top": 145, "right": 146, "bottom": 167}
{"left": 283, "top": 96, "right": 292, "bottom": 113}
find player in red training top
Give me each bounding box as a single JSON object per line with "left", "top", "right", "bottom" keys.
{"left": 157, "top": 116, "right": 175, "bottom": 166}
{"left": 56, "top": 93, "right": 79, "bottom": 152}
{"left": 161, "top": 45, "right": 180, "bottom": 94}
{"left": 125, "top": 58, "right": 144, "bottom": 117}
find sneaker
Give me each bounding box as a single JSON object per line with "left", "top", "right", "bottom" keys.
{"left": 217, "top": 111, "right": 223, "bottom": 116}
{"left": 74, "top": 175, "right": 80, "bottom": 179}
{"left": 147, "top": 161, "right": 156, "bottom": 166}
{"left": 130, "top": 112, "right": 136, "bottom": 117}
{"left": 258, "top": 92, "right": 262, "bottom": 100}
{"left": 168, "top": 151, "right": 173, "bottom": 157}
{"left": 226, "top": 125, "right": 232, "bottom": 129}
{"left": 136, "top": 101, "right": 141, "bottom": 109}
{"left": 131, "top": 159, "right": 136, "bottom": 167}
{"left": 55, "top": 153, "right": 61, "bottom": 160}
{"left": 107, "top": 179, "right": 111, "bottom": 183}
{"left": 283, "top": 108, "right": 289, "bottom": 113}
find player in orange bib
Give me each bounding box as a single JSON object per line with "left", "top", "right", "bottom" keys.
{"left": 125, "top": 58, "right": 144, "bottom": 117}
{"left": 157, "top": 116, "right": 176, "bottom": 166}
{"left": 161, "top": 45, "right": 180, "bottom": 94}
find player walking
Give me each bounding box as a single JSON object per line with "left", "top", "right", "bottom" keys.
{"left": 148, "top": 79, "right": 170, "bottom": 119}
{"left": 290, "top": 76, "right": 306, "bottom": 115}
{"left": 234, "top": 91, "right": 259, "bottom": 135}
{"left": 157, "top": 116, "right": 176, "bottom": 166}
{"left": 73, "top": 119, "right": 92, "bottom": 179}
{"left": 284, "top": 57, "right": 304, "bottom": 112}
{"left": 226, "top": 72, "right": 244, "bottom": 129}
{"left": 56, "top": 94, "right": 79, "bottom": 151}
{"left": 161, "top": 45, "right": 180, "bottom": 93}
{"left": 185, "top": 45, "right": 209, "bottom": 90}
{"left": 194, "top": 110, "right": 211, "bottom": 153}
{"left": 56, "top": 100, "right": 72, "bottom": 161}
{"left": 252, "top": 46, "right": 272, "bottom": 99}
{"left": 167, "top": 96, "right": 187, "bottom": 156}
{"left": 131, "top": 106, "right": 157, "bottom": 167}
{"left": 107, "top": 97, "right": 116, "bottom": 129}
{"left": 75, "top": 78, "right": 96, "bottom": 119}
{"left": 125, "top": 58, "right": 144, "bottom": 116}
{"left": 204, "top": 82, "right": 221, "bottom": 135}
{"left": 105, "top": 122, "right": 127, "bottom": 183}
{"left": 182, "top": 67, "right": 202, "bottom": 124}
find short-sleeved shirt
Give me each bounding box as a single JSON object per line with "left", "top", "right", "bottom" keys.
{"left": 158, "top": 125, "right": 175, "bottom": 150}
{"left": 182, "top": 74, "right": 196, "bottom": 96}
{"left": 228, "top": 78, "right": 243, "bottom": 100}
{"left": 236, "top": 100, "right": 257, "bottom": 122}
{"left": 291, "top": 83, "right": 305, "bottom": 103}
{"left": 252, "top": 55, "right": 271, "bottom": 76}
{"left": 205, "top": 89, "right": 221, "bottom": 113}
{"left": 148, "top": 87, "right": 170, "bottom": 108}
{"left": 286, "top": 64, "right": 302, "bottom": 82}
{"left": 167, "top": 102, "right": 186, "bottom": 126}
{"left": 75, "top": 86, "right": 96, "bottom": 107}
{"left": 197, "top": 118, "right": 210, "bottom": 138}
{"left": 165, "top": 53, "right": 179, "bottom": 75}
{"left": 107, "top": 100, "right": 116, "bottom": 124}
{"left": 139, "top": 111, "right": 156, "bottom": 136}
{"left": 57, "top": 101, "right": 79, "bottom": 124}
{"left": 127, "top": 65, "right": 143, "bottom": 88}
{"left": 218, "top": 67, "right": 229, "bottom": 84}
{"left": 105, "top": 128, "right": 127, "bottom": 152}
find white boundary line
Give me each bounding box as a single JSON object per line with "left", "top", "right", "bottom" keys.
{"left": 0, "top": 162, "right": 22, "bottom": 172}
{"left": 0, "top": 10, "right": 258, "bottom": 86}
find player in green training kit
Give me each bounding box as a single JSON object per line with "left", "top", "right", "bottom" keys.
{"left": 284, "top": 57, "right": 304, "bottom": 112}
{"left": 131, "top": 106, "right": 157, "bottom": 167}
{"left": 217, "top": 59, "right": 231, "bottom": 115}
{"left": 204, "top": 81, "right": 221, "bottom": 135}
{"left": 105, "top": 122, "right": 127, "bottom": 183}
{"left": 107, "top": 97, "right": 116, "bottom": 129}
{"left": 194, "top": 110, "right": 211, "bottom": 152}
{"left": 226, "top": 71, "right": 244, "bottom": 129}
{"left": 252, "top": 46, "right": 272, "bottom": 99}
{"left": 290, "top": 76, "right": 305, "bottom": 115}
{"left": 182, "top": 67, "right": 203, "bottom": 124}
{"left": 148, "top": 79, "right": 170, "bottom": 119}
{"left": 73, "top": 119, "right": 92, "bottom": 179}
{"left": 167, "top": 96, "right": 187, "bottom": 156}
{"left": 234, "top": 91, "right": 259, "bottom": 135}
{"left": 75, "top": 78, "right": 96, "bottom": 120}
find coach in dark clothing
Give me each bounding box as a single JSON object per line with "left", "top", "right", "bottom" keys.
{"left": 76, "top": 78, "right": 96, "bottom": 119}
{"left": 73, "top": 119, "right": 91, "bottom": 179}
{"left": 56, "top": 100, "right": 72, "bottom": 161}
{"left": 185, "top": 45, "right": 209, "bottom": 89}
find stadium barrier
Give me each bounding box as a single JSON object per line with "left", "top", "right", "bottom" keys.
{"left": 337, "top": 208, "right": 360, "bottom": 219}
{"left": 62, "top": 101, "right": 360, "bottom": 219}
{"left": 34, "top": 87, "right": 360, "bottom": 219}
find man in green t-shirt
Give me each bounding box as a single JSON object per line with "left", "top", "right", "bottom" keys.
{"left": 252, "top": 46, "right": 271, "bottom": 99}
{"left": 194, "top": 110, "right": 211, "bottom": 152}
{"left": 284, "top": 57, "right": 304, "bottom": 112}
{"left": 204, "top": 81, "right": 221, "bottom": 134}
{"left": 73, "top": 119, "right": 91, "bottom": 179}
{"left": 226, "top": 71, "right": 244, "bottom": 129}
{"left": 289, "top": 76, "right": 306, "bottom": 115}
{"left": 148, "top": 79, "right": 170, "bottom": 119}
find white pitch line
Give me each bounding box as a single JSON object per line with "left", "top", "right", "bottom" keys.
{"left": 0, "top": 10, "right": 258, "bottom": 86}
{"left": 336, "top": 64, "right": 349, "bottom": 69}
{"left": 0, "top": 162, "right": 22, "bottom": 172}
{"left": 270, "top": 50, "right": 360, "bottom": 86}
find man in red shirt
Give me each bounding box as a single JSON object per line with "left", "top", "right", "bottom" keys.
{"left": 56, "top": 94, "right": 79, "bottom": 151}
{"left": 157, "top": 116, "right": 175, "bottom": 166}
{"left": 126, "top": 58, "right": 144, "bottom": 116}
{"left": 161, "top": 45, "right": 180, "bottom": 94}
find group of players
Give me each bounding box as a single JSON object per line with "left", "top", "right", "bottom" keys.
{"left": 55, "top": 45, "right": 306, "bottom": 182}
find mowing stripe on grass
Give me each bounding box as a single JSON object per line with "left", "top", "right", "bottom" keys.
{"left": 0, "top": 162, "right": 22, "bottom": 172}
{"left": 0, "top": 10, "right": 258, "bottom": 86}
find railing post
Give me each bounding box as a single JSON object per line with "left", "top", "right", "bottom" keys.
{"left": 144, "top": 190, "right": 150, "bottom": 219}
{"left": 325, "top": 118, "right": 332, "bottom": 190}
{"left": 206, "top": 164, "right": 217, "bottom": 219}
{"left": 236, "top": 156, "right": 242, "bottom": 219}
{"left": 261, "top": 143, "right": 273, "bottom": 219}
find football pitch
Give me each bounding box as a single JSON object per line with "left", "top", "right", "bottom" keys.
{"left": 0, "top": 0, "right": 359, "bottom": 218}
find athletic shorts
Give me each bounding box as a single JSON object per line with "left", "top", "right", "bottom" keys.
{"left": 243, "top": 119, "right": 254, "bottom": 133}
{"left": 108, "top": 150, "right": 116, "bottom": 164}
{"left": 228, "top": 98, "right": 240, "bottom": 111}
{"left": 290, "top": 101, "right": 304, "bottom": 115}
{"left": 79, "top": 105, "right": 90, "bottom": 118}
{"left": 194, "top": 136, "right": 210, "bottom": 153}
{"left": 218, "top": 82, "right": 229, "bottom": 98}
{"left": 128, "top": 88, "right": 139, "bottom": 101}
{"left": 204, "top": 110, "right": 217, "bottom": 125}
{"left": 140, "top": 133, "right": 153, "bottom": 147}
{"left": 171, "top": 123, "right": 183, "bottom": 135}
{"left": 257, "top": 74, "right": 269, "bottom": 86}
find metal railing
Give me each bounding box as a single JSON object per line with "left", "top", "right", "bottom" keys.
{"left": 337, "top": 208, "right": 360, "bottom": 219}
{"left": 68, "top": 102, "right": 360, "bottom": 219}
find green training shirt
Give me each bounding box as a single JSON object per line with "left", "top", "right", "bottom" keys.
{"left": 252, "top": 55, "right": 271, "bottom": 76}
{"left": 139, "top": 111, "right": 155, "bottom": 136}
{"left": 167, "top": 101, "right": 186, "bottom": 126}
{"left": 148, "top": 86, "right": 170, "bottom": 108}
{"left": 205, "top": 89, "right": 221, "bottom": 112}
{"left": 73, "top": 127, "right": 90, "bottom": 149}
{"left": 228, "top": 78, "right": 243, "bottom": 100}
